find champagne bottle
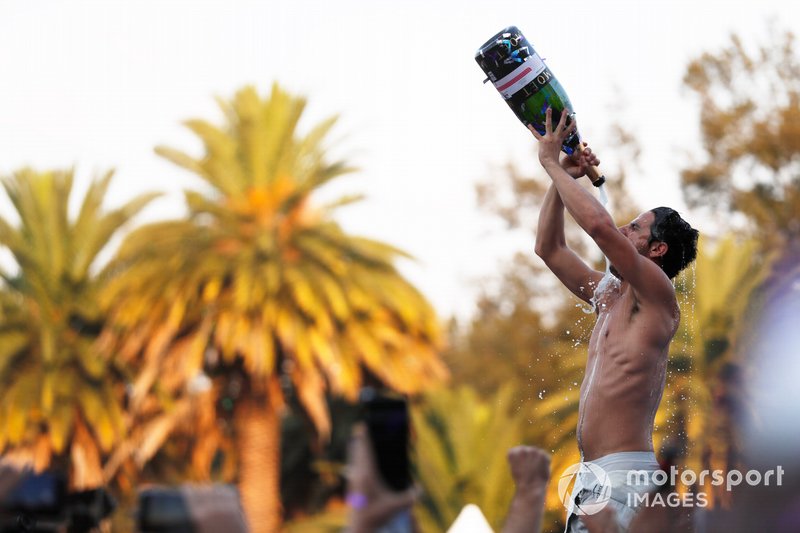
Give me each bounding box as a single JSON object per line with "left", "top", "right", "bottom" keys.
{"left": 475, "top": 26, "right": 605, "bottom": 186}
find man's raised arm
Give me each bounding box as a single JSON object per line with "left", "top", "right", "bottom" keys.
{"left": 535, "top": 154, "right": 604, "bottom": 304}
{"left": 531, "top": 109, "right": 674, "bottom": 305}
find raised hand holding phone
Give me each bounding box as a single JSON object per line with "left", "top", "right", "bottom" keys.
{"left": 345, "top": 389, "right": 418, "bottom": 533}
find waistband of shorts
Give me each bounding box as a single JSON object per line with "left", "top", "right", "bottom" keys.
{"left": 584, "top": 451, "right": 659, "bottom": 472}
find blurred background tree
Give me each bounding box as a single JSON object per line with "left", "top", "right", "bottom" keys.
{"left": 682, "top": 26, "right": 800, "bottom": 247}
{"left": 680, "top": 25, "right": 800, "bottom": 333}
{"left": 98, "top": 84, "right": 448, "bottom": 532}
{"left": 0, "top": 169, "right": 157, "bottom": 489}
{"left": 412, "top": 385, "right": 524, "bottom": 531}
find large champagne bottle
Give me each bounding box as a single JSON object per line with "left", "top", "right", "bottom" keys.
{"left": 475, "top": 26, "right": 605, "bottom": 186}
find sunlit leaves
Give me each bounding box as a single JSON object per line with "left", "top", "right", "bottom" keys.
{"left": 101, "top": 84, "right": 447, "bottom": 487}
{"left": 0, "top": 168, "right": 157, "bottom": 489}
{"left": 412, "top": 386, "right": 522, "bottom": 532}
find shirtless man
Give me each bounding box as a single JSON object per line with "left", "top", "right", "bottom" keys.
{"left": 530, "top": 109, "right": 699, "bottom": 532}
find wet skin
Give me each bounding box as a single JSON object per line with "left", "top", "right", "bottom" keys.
{"left": 577, "top": 212, "right": 679, "bottom": 460}
{"left": 532, "top": 110, "right": 680, "bottom": 462}
{"left": 578, "top": 260, "right": 678, "bottom": 461}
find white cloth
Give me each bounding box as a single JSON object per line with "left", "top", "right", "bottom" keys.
{"left": 564, "top": 451, "right": 661, "bottom": 533}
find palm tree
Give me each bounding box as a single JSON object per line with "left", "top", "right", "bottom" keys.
{"left": 100, "top": 84, "right": 448, "bottom": 532}
{"left": 0, "top": 168, "right": 158, "bottom": 489}
{"left": 412, "top": 385, "right": 526, "bottom": 532}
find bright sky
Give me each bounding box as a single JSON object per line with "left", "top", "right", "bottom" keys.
{"left": 0, "top": 0, "right": 795, "bottom": 320}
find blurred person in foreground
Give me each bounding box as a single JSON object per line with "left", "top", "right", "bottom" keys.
{"left": 530, "top": 109, "right": 698, "bottom": 532}
{"left": 344, "top": 423, "right": 418, "bottom": 533}
{"left": 503, "top": 446, "right": 551, "bottom": 533}
{"left": 716, "top": 260, "right": 800, "bottom": 532}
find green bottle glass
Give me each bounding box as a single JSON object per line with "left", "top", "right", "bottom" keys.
{"left": 475, "top": 26, "right": 605, "bottom": 186}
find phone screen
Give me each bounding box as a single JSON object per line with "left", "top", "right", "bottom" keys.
{"left": 361, "top": 390, "right": 412, "bottom": 492}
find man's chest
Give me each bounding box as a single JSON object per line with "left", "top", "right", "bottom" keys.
{"left": 589, "top": 290, "right": 643, "bottom": 349}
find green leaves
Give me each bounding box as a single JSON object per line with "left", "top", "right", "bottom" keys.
{"left": 99, "top": 85, "right": 447, "bottom": 498}
{"left": 0, "top": 168, "right": 157, "bottom": 488}
{"left": 412, "top": 386, "right": 522, "bottom": 532}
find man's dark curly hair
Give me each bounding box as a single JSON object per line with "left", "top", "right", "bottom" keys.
{"left": 648, "top": 207, "right": 699, "bottom": 279}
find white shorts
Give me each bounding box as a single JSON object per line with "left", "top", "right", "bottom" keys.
{"left": 564, "top": 451, "right": 661, "bottom": 533}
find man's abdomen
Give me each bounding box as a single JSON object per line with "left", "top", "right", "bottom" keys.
{"left": 577, "top": 362, "right": 665, "bottom": 461}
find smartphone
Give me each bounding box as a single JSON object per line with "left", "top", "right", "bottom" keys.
{"left": 360, "top": 388, "right": 412, "bottom": 492}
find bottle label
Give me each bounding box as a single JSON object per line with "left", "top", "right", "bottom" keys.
{"left": 493, "top": 54, "right": 547, "bottom": 99}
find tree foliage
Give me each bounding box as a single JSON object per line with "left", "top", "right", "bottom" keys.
{"left": 0, "top": 168, "right": 158, "bottom": 489}
{"left": 412, "top": 385, "right": 524, "bottom": 532}
{"left": 682, "top": 26, "right": 800, "bottom": 244}
{"left": 99, "top": 84, "right": 447, "bottom": 531}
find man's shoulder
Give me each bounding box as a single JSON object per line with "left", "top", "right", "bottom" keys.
{"left": 627, "top": 285, "right": 680, "bottom": 331}
{"left": 631, "top": 268, "right": 678, "bottom": 305}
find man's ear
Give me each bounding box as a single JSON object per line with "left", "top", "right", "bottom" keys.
{"left": 650, "top": 241, "right": 668, "bottom": 259}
